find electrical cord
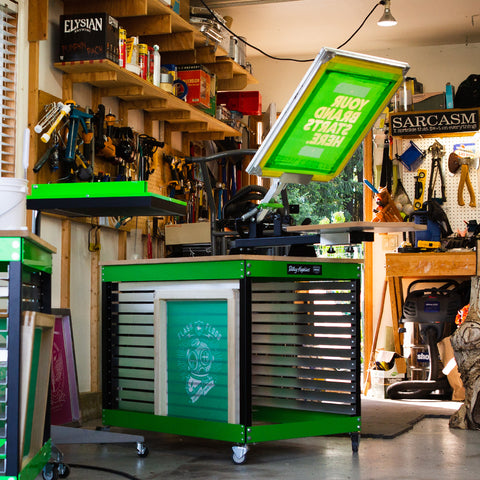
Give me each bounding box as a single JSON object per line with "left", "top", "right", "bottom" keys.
{"left": 198, "top": 0, "right": 384, "bottom": 61}
{"left": 337, "top": 1, "right": 383, "bottom": 49}
{"left": 68, "top": 463, "right": 141, "bottom": 480}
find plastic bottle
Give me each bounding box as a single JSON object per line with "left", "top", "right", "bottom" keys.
{"left": 152, "top": 45, "right": 161, "bottom": 87}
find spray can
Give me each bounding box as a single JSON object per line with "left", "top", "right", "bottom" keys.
{"left": 138, "top": 43, "right": 148, "bottom": 79}
{"left": 152, "top": 45, "right": 161, "bottom": 87}
{"left": 118, "top": 28, "right": 127, "bottom": 68}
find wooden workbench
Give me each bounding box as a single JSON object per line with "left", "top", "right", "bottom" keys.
{"left": 384, "top": 251, "right": 476, "bottom": 354}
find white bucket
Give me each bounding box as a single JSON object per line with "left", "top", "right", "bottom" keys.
{"left": 0, "top": 178, "right": 28, "bottom": 230}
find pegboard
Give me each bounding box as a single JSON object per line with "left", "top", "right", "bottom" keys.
{"left": 392, "top": 134, "right": 480, "bottom": 233}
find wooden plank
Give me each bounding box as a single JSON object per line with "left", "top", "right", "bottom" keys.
{"left": 160, "top": 50, "right": 197, "bottom": 66}
{"left": 187, "top": 131, "right": 226, "bottom": 141}
{"left": 169, "top": 121, "right": 208, "bottom": 132}
{"left": 142, "top": 32, "right": 194, "bottom": 52}
{"left": 90, "top": 245, "right": 100, "bottom": 392}
{"left": 28, "top": 43, "right": 41, "bottom": 201}
{"left": 123, "top": 99, "right": 167, "bottom": 110}
{"left": 119, "top": 15, "right": 171, "bottom": 36}
{"left": 61, "top": 219, "right": 71, "bottom": 309}
{"left": 20, "top": 312, "right": 54, "bottom": 469}
{"left": 66, "top": 71, "right": 118, "bottom": 85}
{"left": 119, "top": 100, "right": 129, "bottom": 127}
{"left": 148, "top": 110, "right": 191, "bottom": 121}
{"left": 218, "top": 75, "right": 248, "bottom": 91}
{"left": 204, "top": 62, "right": 234, "bottom": 80}
{"left": 144, "top": 112, "right": 153, "bottom": 136}
{"left": 63, "top": 0, "right": 149, "bottom": 16}
{"left": 28, "top": 0, "right": 48, "bottom": 41}
{"left": 195, "top": 46, "right": 217, "bottom": 65}
{"left": 363, "top": 131, "right": 374, "bottom": 390}
{"left": 385, "top": 252, "right": 476, "bottom": 278}
{"left": 118, "top": 230, "right": 127, "bottom": 261}
{"left": 99, "top": 86, "right": 145, "bottom": 98}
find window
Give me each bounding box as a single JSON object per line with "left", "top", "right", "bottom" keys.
{"left": 0, "top": 1, "right": 17, "bottom": 177}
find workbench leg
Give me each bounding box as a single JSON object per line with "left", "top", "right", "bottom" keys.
{"left": 387, "top": 276, "right": 404, "bottom": 355}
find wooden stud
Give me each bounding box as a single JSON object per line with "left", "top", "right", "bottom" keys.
{"left": 118, "top": 100, "right": 129, "bottom": 127}
{"left": 61, "top": 219, "right": 71, "bottom": 309}
{"left": 144, "top": 112, "right": 153, "bottom": 136}
{"left": 28, "top": 0, "right": 48, "bottom": 41}
{"left": 363, "top": 131, "right": 374, "bottom": 387}
{"left": 90, "top": 244, "right": 100, "bottom": 392}
{"left": 120, "top": 15, "right": 171, "bottom": 36}
{"left": 91, "top": 86, "right": 102, "bottom": 112}
{"left": 28, "top": 41, "right": 40, "bottom": 226}
{"left": 118, "top": 230, "right": 127, "bottom": 261}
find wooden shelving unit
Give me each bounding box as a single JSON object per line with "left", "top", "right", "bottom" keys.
{"left": 62, "top": 0, "right": 258, "bottom": 91}
{"left": 54, "top": 59, "right": 241, "bottom": 140}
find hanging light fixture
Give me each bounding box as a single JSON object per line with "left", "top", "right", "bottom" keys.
{"left": 377, "top": 0, "right": 397, "bottom": 27}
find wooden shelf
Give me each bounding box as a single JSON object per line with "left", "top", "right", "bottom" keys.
{"left": 54, "top": 59, "right": 240, "bottom": 139}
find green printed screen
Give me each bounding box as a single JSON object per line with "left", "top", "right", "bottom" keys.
{"left": 166, "top": 300, "right": 229, "bottom": 422}
{"left": 257, "top": 55, "right": 405, "bottom": 181}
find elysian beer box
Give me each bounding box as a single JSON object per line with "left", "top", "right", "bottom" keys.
{"left": 59, "top": 13, "right": 119, "bottom": 63}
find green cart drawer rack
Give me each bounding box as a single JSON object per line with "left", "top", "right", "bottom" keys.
{"left": 101, "top": 255, "right": 362, "bottom": 463}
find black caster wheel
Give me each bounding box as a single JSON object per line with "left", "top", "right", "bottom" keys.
{"left": 42, "top": 463, "right": 59, "bottom": 480}
{"left": 57, "top": 462, "right": 70, "bottom": 478}
{"left": 350, "top": 432, "right": 360, "bottom": 453}
{"left": 232, "top": 445, "right": 248, "bottom": 464}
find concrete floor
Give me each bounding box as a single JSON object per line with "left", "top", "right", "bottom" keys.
{"left": 38, "top": 414, "right": 480, "bottom": 480}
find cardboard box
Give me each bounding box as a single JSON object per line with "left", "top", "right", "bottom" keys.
{"left": 368, "top": 351, "right": 406, "bottom": 399}
{"left": 177, "top": 65, "right": 211, "bottom": 109}
{"left": 165, "top": 222, "right": 211, "bottom": 245}
{"left": 59, "top": 13, "right": 119, "bottom": 63}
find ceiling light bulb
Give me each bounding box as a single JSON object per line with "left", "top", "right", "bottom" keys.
{"left": 377, "top": 0, "right": 397, "bottom": 27}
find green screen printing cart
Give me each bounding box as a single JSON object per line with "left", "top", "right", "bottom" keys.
{"left": 101, "top": 255, "right": 362, "bottom": 463}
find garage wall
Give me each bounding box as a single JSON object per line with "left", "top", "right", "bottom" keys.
{"left": 246, "top": 42, "right": 480, "bottom": 110}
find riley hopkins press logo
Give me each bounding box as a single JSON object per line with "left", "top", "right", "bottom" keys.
{"left": 287, "top": 264, "right": 322, "bottom": 275}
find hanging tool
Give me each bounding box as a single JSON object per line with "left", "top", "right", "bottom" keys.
{"left": 448, "top": 151, "right": 478, "bottom": 207}
{"left": 426, "top": 140, "right": 446, "bottom": 204}
{"left": 35, "top": 102, "right": 64, "bottom": 135}
{"left": 40, "top": 102, "right": 73, "bottom": 143}
{"left": 413, "top": 169, "right": 427, "bottom": 209}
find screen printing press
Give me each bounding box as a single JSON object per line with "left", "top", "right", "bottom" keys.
{"left": 28, "top": 48, "right": 423, "bottom": 463}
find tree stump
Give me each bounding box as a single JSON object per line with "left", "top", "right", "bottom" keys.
{"left": 450, "top": 276, "right": 480, "bottom": 429}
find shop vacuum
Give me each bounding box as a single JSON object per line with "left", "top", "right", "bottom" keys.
{"left": 387, "top": 279, "right": 469, "bottom": 400}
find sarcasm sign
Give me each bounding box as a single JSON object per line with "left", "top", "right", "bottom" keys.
{"left": 390, "top": 109, "right": 479, "bottom": 136}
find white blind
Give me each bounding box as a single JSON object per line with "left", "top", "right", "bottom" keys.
{"left": 0, "top": 1, "right": 17, "bottom": 177}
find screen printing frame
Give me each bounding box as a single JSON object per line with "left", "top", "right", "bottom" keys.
{"left": 246, "top": 47, "right": 410, "bottom": 182}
